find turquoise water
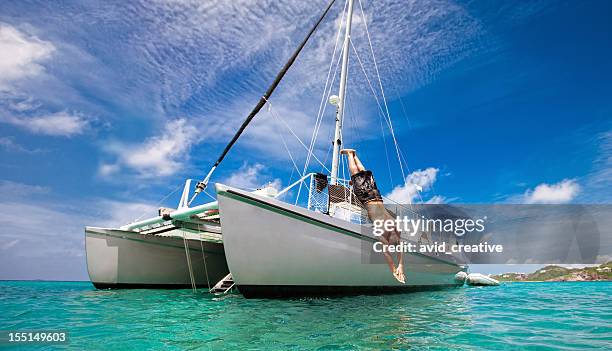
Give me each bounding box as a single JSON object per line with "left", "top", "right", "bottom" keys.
{"left": 1, "top": 281, "right": 610, "bottom": 350}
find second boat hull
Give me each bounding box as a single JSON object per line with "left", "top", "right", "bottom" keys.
{"left": 85, "top": 226, "right": 229, "bottom": 289}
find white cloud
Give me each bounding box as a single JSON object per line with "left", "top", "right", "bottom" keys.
{"left": 223, "top": 163, "right": 282, "bottom": 190}
{"left": 95, "top": 199, "right": 160, "bottom": 227}
{"left": 233, "top": 101, "right": 334, "bottom": 162}
{"left": 98, "top": 163, "right": 120, "bottom": 177}
{"left": 0, "top": 193, "right": 162, "bottom": 280}
{"left": 425, "top": 195, "right": 446, "bottom": 204}
{"left": 1, "top": 111, "right": 88, "bottom": 136}
{"left": 581, "top": 130, "right": 612, "bottom": 202}
{"left": 0, "top": 136, "right": 43, "bottom": 153}
{"left": 102, "top": 118, "right": 200, "bottom": 178}
{"left": 0, "top": 23, "right": 55, "bottom": 91}
{"left": 1, "top": 239, "right": 19, "bottom": 250}
{"left": 74, "top": 0, "right": 484, "bottom": 121}
{"left": 523, "top": 179, "right": 580, "bottom": 204}
{"left": 0, "top": 179, "right": 50, "bottom": 197}
{"left": 0, "top": 1, "right": 490, "bottom": 177}
{"left": 385, "top": 167, "right": 440, "bottom": 203}
{"left": 0, "top": 24, "right": 95, "bottom": 138}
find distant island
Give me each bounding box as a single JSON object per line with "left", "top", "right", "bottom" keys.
{"left": 492, "top": 262, "right": 612, "bottom": 282}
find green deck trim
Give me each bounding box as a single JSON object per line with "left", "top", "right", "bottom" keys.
{"left": 86, "top": 230, "right": 223, "bottom": 255}
{"left": 218, "top": 190, "right": 463, "bottom": 267}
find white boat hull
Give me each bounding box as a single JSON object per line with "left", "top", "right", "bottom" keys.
{"left": 85, "top": 227, "right": 228, "bottom": 289}
{"left": 216, "top": 184, "right": 467, "bottom": 298}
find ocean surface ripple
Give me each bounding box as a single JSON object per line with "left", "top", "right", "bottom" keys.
{"left": 1, "top": 281, "right": 611, "bottom": 350}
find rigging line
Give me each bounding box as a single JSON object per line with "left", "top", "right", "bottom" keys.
{"left": 339, "top": 51, "right": 351, "bottom": 141}
{"left": 303, "top": 47, "right": 342, "bottom": 179}
{"left": 395, "top": 88, "right": 413, "bottom": 130}
{"left": 202, "top": 188, "right": 217, "bottom": 202}
{"left": 268, "top": 105, "right": 302, "bottom": 176}
{"left": 396, "top": 149, "right": 417, "bottom": 208}
{"left": 398, "top": 147, "right": 411, "bottom": 174}
{"left": 189, "top": 0, "right": 338, "bottom": 205}
{"left": 349, "top": 37, "right": 398, "bottom": 172}
{"left": 302, "top": 0, "right": 347, "bottom": 178}
{"left": 321, "top": 130, "right": 334, "bottom": 172}
{"left": 358, "top": 0, "right": 406, "bottom": 183}
{"left": 344, "top": 74, "right": 370, "bottom": 174}
{"left": 349, "top": 38, "right": 395, "bottom": 185}
{"left": 349, "top": 38, "right": 388, "bottom": 129}
{"left": 198, "top": 223, "right": 211, "bottom": 291}
{"left": 378, "top": 107, "right": 394, "bottom": 186}
{"left": 132, "top": 184, "right": 182, "bottom": 223}
{"left": 182, "top": 231, "right": 197, "bottom": 292}
{"left": 296, "top": 49, "right": 344, "bottom": 203}
{"left": 303, "top": 33, "right": 345, "bottom": 172}
{"left": 346, "top": 86, "right": 358, "bottom": 135}
{"left": 396, "top": 148, "right": 420, "bottom": 208}
{"left": 285, "top": 166, "right": 296, "bottom": 199}
{"left": 265, "top": 98, "right": 331, "bottom": 173}
{"left": 346, "top": 87, "right": 359, "bottom": 151}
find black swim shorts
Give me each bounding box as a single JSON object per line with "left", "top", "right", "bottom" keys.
{"left": 351, "top": 170, "right": 383, "bottom": 204}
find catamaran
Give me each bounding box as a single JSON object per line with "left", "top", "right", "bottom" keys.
{"left": 86, "top": 0, "right": 468, "bottom": 296}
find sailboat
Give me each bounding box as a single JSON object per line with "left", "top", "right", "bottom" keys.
{"left": 86, "top": 0, "right": 468, "bottom": 295}
{"left": 208, "top": 0, "right": 467, "bottom": 297}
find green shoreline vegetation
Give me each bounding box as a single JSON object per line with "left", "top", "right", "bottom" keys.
{"left": 492, "top": 261, "right": 612, "bottom": 282}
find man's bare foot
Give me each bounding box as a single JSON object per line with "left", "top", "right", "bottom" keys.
{"left": 340, "top": 148, "right": 356, "bottom": 155}
{"left": 395, "top": 266, "right": 406, "bottom": 283}
{"left": 393, "top": 270, "right": 405, "bottom": 284}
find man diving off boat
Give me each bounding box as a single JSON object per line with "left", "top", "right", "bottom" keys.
{"left": 341, "top": 149, "right": 406, "bottom": 284}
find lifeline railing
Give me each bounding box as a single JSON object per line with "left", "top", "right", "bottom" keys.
{"left": 274, "top": 172, "right": 368, "bottom": 224}
{"left": 275, "top": 173, "right": 446, "bottom": 241}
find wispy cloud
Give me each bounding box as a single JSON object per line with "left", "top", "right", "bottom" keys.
{"left": 127, "top": 0, "right": 486, "bottom": 130}
{"left": 101, "top": 118, "right": 200, "bottom": 178}
{"left": 0, "top": 23, "right": 95, "bottom": 137}
{"left": 522, "top": 179, "right": 581, "bottom": 204}
{"left": 94, "top": 199, "right": 160, "bottom": 227}
{"left": 425, "top": 195, "right": 446, "bottom": 204}
{"left": 223, "top": 162, "right": 282, "bottom": 190}
{"left": 1, "top": 239, "right": 19, "bottom": 251}
{"left": 0, "top": 136, "right": 44, "bottom": 153}
{"left": 1, "top": 0, "right": 488, "bottom": 180}
{"left": 0, "top": 23, "right": 55, "bottom": 91}
{"left": 0, "top": 179, "right": 50, "bottom": 197}
{"left": 385, "top": 167, "right": 443, "bottom": 204}
{"left": 581, "top": 130, "right": 612, "bottom": 202}
{"left": 0, "top": 180, "right": 163, "bottom": 279}
{"left": 1, "top": 110, "right": 89, "bottom": 136}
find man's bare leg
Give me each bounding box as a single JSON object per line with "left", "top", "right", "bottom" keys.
{"left": 378, "top": 235, "right": 397, "bottom": 275}
{"left": 390, "top": 232, "right": 405, "bottom": 283}
{"left": 341, "top": 149, "right": 364, "bottom": 174}
{"left": 353, "top": 153, "right": 366, "bottom": 172}
{"left": 342, "top": 148, "right": 405, "bottom": 283}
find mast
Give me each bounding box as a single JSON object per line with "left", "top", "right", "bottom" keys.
{"left": 330, "top": 0, "right": 354, "bottom": 185}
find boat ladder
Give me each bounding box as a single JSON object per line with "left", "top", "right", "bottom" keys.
{"left": 210, "top": 273, "right": 234, "bottom": 294}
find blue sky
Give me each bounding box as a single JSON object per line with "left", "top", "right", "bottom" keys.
{"left": 0, "top": 0, "right": 610, "bottom": 280}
